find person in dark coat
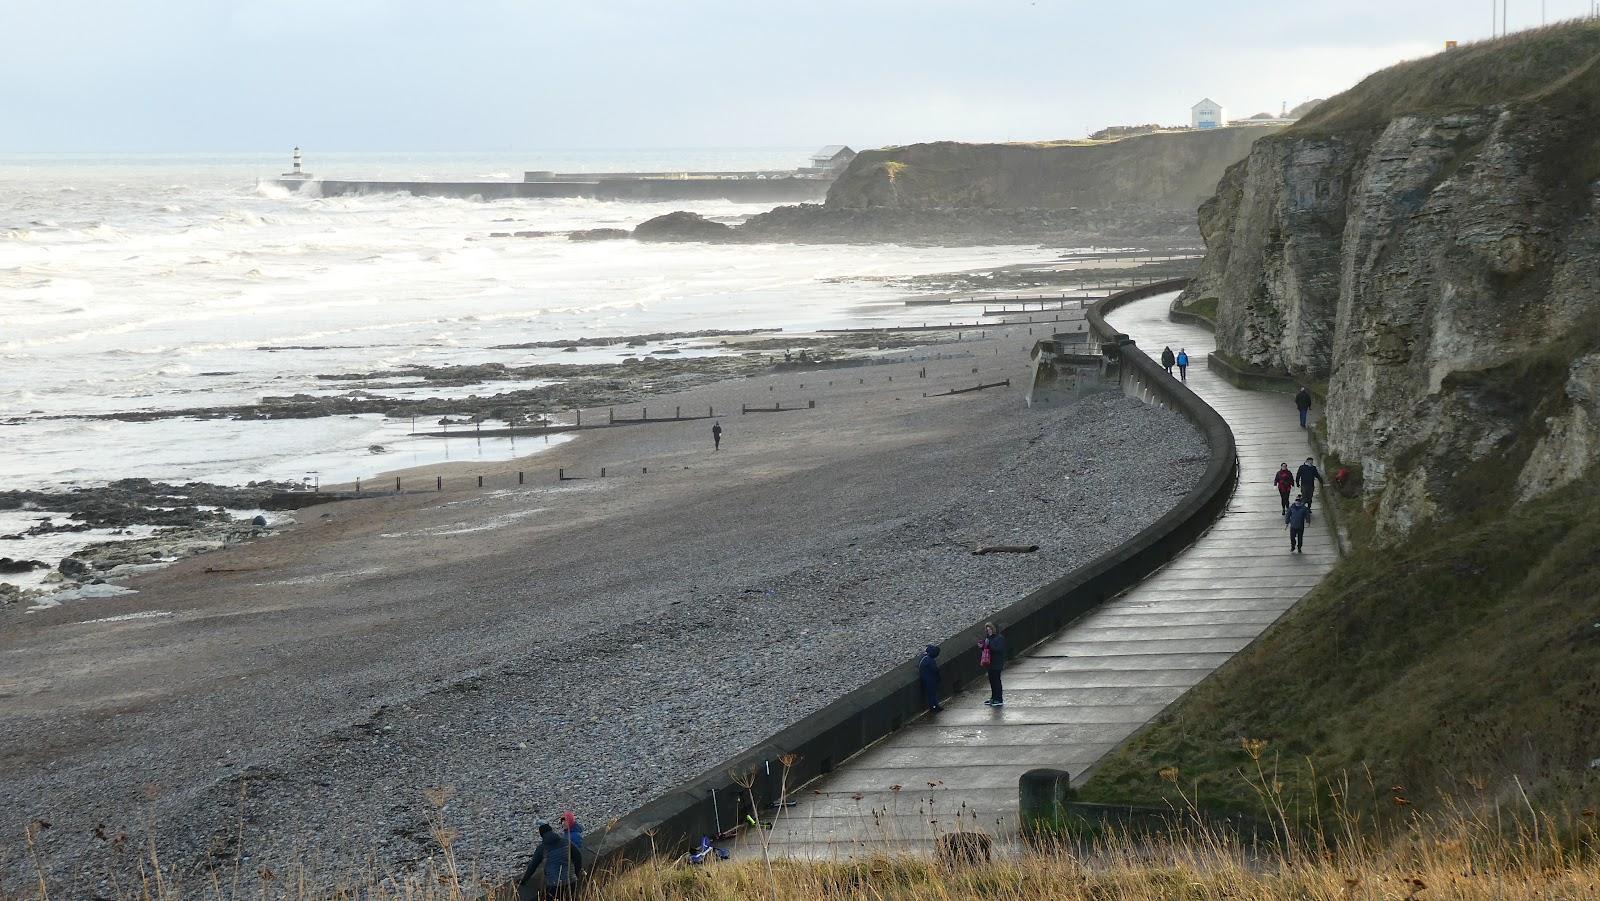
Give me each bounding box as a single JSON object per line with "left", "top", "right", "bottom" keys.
{"left": 919, "top": 644, "right": 942, "bottom": 714}
{"left": 1175, "top": 348, "right": 1190, "bottom": 382}
{"left": 980, "top": 622, "right": 1007, "bottom": 707}
{"left": 1295, "top": 386, "right": 1313, "bottom": 428}
{"left": 1286, "top": 495, "right": 1311, "bottom": 552}
{"left": 1273, "top": 463, "right": 1295, "bottom": 514}
{"left": 519, "top": 823, "right": 580, "bottom": 899}
{"left": 1160, "top": 346, "right": 1176, "bottom": 375}
{"left": 711, "top": 421, "right": 722, "bottom": 451}
{"left": 1295, "top": 457, "right": 1323, "bottom": 510}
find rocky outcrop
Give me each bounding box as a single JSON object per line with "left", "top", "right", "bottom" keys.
{"left": 635, "top": 128, "right": 1272, "bottom": 247}
{"left": 632, "top": 211, "right": 734, "bottom": 241}
{"left": 1183, "top": 23, "right": 1600, "bottom": 539}
{"left": 823, "top": 128, "right": 1275, "bottom": 212}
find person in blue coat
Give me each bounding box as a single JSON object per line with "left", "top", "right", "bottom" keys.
{"left": 919, "top": 645, "right": 943, "bottom": 714}
{"left": 1175, "top": 348, "right": 1190, "bottom": 382}
{"left": 1286, "top": 495, "right": 1311, "bottom": 553}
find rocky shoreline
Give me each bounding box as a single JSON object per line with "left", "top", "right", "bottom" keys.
{"left": 499, "top": 205, "right": 1202, "bottom": 248}
{"left": 59, "top": 331, "right": 952, "bottom": 425}
{"left": 0, "top": 479, "right": 312, "bottom": 610}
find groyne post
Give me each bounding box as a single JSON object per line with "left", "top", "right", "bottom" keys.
{"left": 437, "top": 476, "right": 442, "bottom": 491}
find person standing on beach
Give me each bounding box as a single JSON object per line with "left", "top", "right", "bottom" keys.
{"left": 711, "top": 421, "right": 722, "bottom": 451}
{"left": 980, "top": 622, "right": 1007, "bottom": 707}
{"left": 1295, "top": 385, "right": 1314, "bottom": 429}
{"left": 1273, "top": 463, "right": 1295, "bottom": 515}
{"left": 1296, "top": 457, "right": 1323, "bottom": 511}
{"left": 1286, "top": 495, "right": 1310, "bottom": 553}
{"left": 919, "top": 644, "right": 943, "bottom": 714}
{"left": 1160, "top": 346, "right": 1176, "bottom": 375}
{"left": 1176, "top": 348, "right": 1190, "bottom": 382}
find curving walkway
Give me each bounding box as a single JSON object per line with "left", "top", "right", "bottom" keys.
{"left": 749, "top": 292, "right": 1336, "bottom": 857}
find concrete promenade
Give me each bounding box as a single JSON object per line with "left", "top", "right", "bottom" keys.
{"left": 751, "top": 292, "right": 1336, "bottom": 857}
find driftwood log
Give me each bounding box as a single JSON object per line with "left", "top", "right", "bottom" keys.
{"left": 972, "top": 544, "right": 1040, "bottom": 556}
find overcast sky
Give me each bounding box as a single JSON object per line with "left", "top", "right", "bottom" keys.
{"left": 4, "top": 0, "right": 1586, "bottom": 152}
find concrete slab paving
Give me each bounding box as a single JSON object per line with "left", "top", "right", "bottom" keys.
{"left": 753, "top": 292, "right": 1337, "bottom": 858}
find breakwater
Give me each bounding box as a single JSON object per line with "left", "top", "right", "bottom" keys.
{"left": 261, "top": 176, "right": 831, "bottom": 203}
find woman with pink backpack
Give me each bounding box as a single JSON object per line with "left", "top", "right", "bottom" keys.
{"left": 979, "top": 622, "right": 1007, "bottom": 707}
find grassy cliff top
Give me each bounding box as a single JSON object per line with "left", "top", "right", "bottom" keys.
{"left": 1078, "top": 467, "right": 1600, "bottom": 823}
{"left": 1293, "top": 19, "right": 1600, "bottom": 135}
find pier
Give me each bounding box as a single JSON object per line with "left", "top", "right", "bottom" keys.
{"left": 259, "top": 146, "right": 852, "bottom": 203}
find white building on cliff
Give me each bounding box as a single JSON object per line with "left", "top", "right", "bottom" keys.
{"left": 1191, "top": 98, "right": 1227, "bottom": 129}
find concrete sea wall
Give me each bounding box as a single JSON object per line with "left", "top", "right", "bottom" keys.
{"left": 526, "top": 277, "right": 1237, "bottom": 889}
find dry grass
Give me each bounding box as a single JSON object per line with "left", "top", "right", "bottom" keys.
{"left": 10, "top": 794, "right": 1599, "bottom": 900}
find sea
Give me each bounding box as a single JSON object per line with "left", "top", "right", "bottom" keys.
{"left": 1, "top": 149, "right": 1059, "bottom": 587}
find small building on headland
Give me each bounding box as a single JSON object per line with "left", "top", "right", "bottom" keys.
{"left": 801, "top": 145, "right": 856, "bottom": 176}
{"left": 1191, "top": 99, "right": 1227, "bottom": 129}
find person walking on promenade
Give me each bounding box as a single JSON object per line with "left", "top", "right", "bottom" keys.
{"left": 919, "top": 644, "right": 943, "bottom": 714}
{"left": 1286, "top": 495, "right": 1311, "bottom": 553}
{"left": 1273, "top": 463, "right": 1295, "bottom": 515}
{"left": 519, "top": 822, "right": 581, "bottom": 900}
{"left": 1295, "top": 385, "right": 1314, "bottom": 429}
{"left": 711, "top": 421, "right": 722, "bottom": 451}
{"left": 1296, "top": 457, "right": 1323, "bottom": 511}
{"left": 1160, "top": 346, "right": 1176, "bottom": 375}
{"left": 1176, "top": 348, "right": 1190, "bottom": 382}
{"left": 980, "top": 622, "right": 1007, "bottom": 707}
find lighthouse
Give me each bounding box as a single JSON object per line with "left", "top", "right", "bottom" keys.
{"left": 281, "top": 147, "right": 311, "bottom": 178}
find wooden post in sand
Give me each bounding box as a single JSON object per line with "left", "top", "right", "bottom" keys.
{"left": 477, "top": 475, "right": 484, "bottom": 488}
{"left": 437, "top": 476, "right": 442, "bottom": 491}
{"left": 395, "top": 476, "right": 401, "bottom": 492}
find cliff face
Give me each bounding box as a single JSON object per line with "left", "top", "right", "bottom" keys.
{"left": 1182, "top": 23, "right": 1600, "bottom": 538}
{"left": 824, "top": 127, "right": 1274, "bottom": 212}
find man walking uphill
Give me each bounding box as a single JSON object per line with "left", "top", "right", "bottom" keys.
{"left": 1286, "top": 495, "right": 1311, "bottom": 553}
{"left": 1295, "top": 385, "right": 1313, "bottom": 429}
{"left": 1273, "top": 463, "right": 1295, "bottom": 514}
{"left": 1160, "top": 346, "right": 1175, "bottom": 375}
{"left": 1296, "top": 457, "right": 1323, "bottom": 511}
{"left": 980, "top": 622, "right": 1007, "bottom": 707}
{"left": 711, "top": 421, "right": 722, "bottom": 451}
{"left": 1175, "top": 348, "right": 1190, "bottom": 382}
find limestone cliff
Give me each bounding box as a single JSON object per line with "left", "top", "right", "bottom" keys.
{"left": 825, "top": 128, "right": 1274, "bottom": 212}
{"left": 1181, "top": 22, "right": 1600, "bottom": 538}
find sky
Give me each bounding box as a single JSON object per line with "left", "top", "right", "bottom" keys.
{"left": 3, "top": 0, "right": 1591, "bottom": 152}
